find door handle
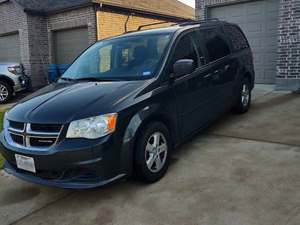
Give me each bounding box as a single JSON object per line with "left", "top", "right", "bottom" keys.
{"left": 212, "top": 72, "right": 219, "bottom": 80}
{"left": 203, "top": 73, "right": 212, "bottom": 79}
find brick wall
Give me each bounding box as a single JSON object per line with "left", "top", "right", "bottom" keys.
{"left": 276, "top": 0, "right": 300, "bottom": 90}
{"left": 27, "top": 15, "right": 49, "bottom": 87}
{"left": 96, "top": 9, "right": 175, "bottom": 40}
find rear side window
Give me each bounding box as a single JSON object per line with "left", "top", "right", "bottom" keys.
{"left": 201, "top": 28, "right": 231, "bottom": 62}
{"left": 224, "top": 25, "right": 249, "bottom": 52}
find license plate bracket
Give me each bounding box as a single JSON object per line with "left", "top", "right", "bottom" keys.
{"left": 15, "top": 154, "right": 36, "bottom": 173}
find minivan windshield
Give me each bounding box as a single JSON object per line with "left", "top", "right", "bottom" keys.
{"left": 62, "top": 34, "right": 172, "bottom": 81}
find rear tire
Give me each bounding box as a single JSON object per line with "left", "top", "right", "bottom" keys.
{"left": 0, "top": 81, "right": 13, "bottom": 104}
{"left": 134, "top": 122, "right": 171, "bottom": 183}
{"left": 233, "top": 77, "right": 251, "bottom": 114}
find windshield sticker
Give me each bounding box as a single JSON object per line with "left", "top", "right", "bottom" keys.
{"left": 142, "top": 71, "right": 152, "bottom": 76}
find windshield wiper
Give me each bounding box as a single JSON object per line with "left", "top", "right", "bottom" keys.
{"left": 60, "top": 77, "right": 76, "bottom": 82}
{"left": 74, "top": 77, "right": 122, "bottom": 82}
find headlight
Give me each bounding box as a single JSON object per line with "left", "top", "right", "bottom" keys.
{"left": 8, "top": 66, "right": 22, "bottom": 75}
{"left": 66, "top": 113, "right": 118, "bottom": 139}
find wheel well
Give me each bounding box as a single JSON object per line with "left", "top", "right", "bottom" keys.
{"left": 134, "top": 114, "right": 175, "bottom": 152}
{"left": 0, "top": 75, "right": 14, "bottom": 89}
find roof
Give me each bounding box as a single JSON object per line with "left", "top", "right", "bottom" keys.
{"left": 14, "top": 0, "right": 92, "bottom": 14}
{"left": 13, "top": 0, "right": 194, "bottom": 19}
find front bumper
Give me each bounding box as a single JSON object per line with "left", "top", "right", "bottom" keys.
{"left": 12, "top": 75, "right": 31, "bottom": 92}
{"left": 4, "top": 162, "right": 126, "bottom": 189}
{"left": 0, "top": 133, "right": 129, "bottom": 189}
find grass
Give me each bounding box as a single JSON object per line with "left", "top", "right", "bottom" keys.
{"left": 0, "top": 111, "right": 5, "bottom": 169}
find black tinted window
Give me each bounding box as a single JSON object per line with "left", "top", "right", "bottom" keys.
{"left": 190, "top": 31, "right": 206, "bottom": 66}
{"left": 171, "top": 33, "right": 198, "bottom": 69}
{"left": 224, "top": 25, "right": 249, "bottom": 52}
{"left": 201, "top": 29, "right": 231, "bottom": 62}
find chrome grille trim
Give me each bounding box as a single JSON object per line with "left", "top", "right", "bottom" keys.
{"left": 26, "top": 124, "right": 60, "bottom": 136}
{"left": 5, "top": 122, "right": 63, "bottom": 150}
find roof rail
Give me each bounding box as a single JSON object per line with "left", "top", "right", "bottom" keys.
{"left": 178, "top": 18, "right": 220, "bottom": 26}
{"left": 137, "top": 21, "right": 177, "bottom": 31}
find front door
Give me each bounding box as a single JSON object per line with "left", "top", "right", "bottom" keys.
{"left": 169, "top": 31, "right": 215, "bottom": 139}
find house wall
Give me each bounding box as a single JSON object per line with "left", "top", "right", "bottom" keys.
{"left": 27, "top": 15, "right": 49, "bottom": 86}
{"left": 96, "top": 9, "right": 175, "bottom": 40}
{"left": 0, "top": 3, "right": 98, "bottom": 88}
{"left": 0, "top": 2, "right": 184, "bottom": 88}
{"left": 196, "top": 0, "right": 300, "bottom": 90}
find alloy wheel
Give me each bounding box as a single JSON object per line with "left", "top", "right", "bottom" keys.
{"left": 0, "top": 84, "right": 9, "bottom": 102}
{"left": 145, "top": 132, "right": 168, "bottom": 173}
{"left": 241, "top": 83, "right": 250, "bottom": 107}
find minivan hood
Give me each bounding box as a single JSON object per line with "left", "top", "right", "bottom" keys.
{"left": 7, "top": 80, "right": 147, "bottom": 124}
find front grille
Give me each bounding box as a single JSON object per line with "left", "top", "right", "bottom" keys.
{"left": 9, "top": 121, "right": 25, "bottom": 131}
{"left": 6, "top": 121, "right": 63, "bottom": 149}
{"left": 30, "top": 124, "right": 61, "bottom": 133}
{"left": 10, "top": 133, "right": 24, "bottom": 145}
{"left": 29, "top": 137, "right": 57, "bottom": 147}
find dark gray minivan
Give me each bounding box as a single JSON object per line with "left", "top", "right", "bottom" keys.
{"left": 0, "top": 20, "right": 254, "bottom": 189}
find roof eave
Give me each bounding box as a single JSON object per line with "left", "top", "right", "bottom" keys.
{"left": 23, "top": 2, "right": 94, "bottom": 16}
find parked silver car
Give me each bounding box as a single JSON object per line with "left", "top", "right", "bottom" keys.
{"left": 0, "top": 62, "right": 30, "bottom": 104}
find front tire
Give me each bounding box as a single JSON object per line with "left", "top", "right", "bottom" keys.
{"left": 134, "top": 122, "right": 171, "bottom": 183}
{"left": 0, "top": 81, "right": 13, "bottom": 104}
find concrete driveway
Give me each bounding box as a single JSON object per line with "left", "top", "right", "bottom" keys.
{"left": 1, "top": 85, "right": 300, "bottom": 225}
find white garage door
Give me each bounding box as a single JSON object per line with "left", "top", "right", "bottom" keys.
{"left": 53, "top": 27, "right": 89, "bottom": 64}
{"left": 0, "top": 33, "right": 21, "bottom": 62}
{"left": 209, "top": 0, "right": 279, "bottom": 84}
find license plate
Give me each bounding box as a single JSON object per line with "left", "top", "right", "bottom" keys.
{"left": 15, "top": 154, "right": 36, "bottom": 173}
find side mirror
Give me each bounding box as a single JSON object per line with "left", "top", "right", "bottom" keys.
{"left": 173, "top": 59, "right": 195, "bottom": 78}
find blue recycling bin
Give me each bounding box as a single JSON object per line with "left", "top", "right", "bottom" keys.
{"left": 48, "top": 64, "right": 70, "bottom": 83}
{"left": 48, "top": 64, "right": 59, "bottom": 83}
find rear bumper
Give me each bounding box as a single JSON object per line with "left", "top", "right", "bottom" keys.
{"left": 0, "top": 132, "right": 132, "bottom": 189}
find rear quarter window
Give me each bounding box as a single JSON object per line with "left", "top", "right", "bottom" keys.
{"left": 201, "top": 28, "right": 231, "bottom": 62}
{"left": 224, "top": 25, "right": 249, "bottom": 52}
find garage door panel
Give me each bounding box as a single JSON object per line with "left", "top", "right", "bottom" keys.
{"left": 209, "top": 0, "right": 279, "bottom": 84}
{"left": 0, "top": 33, "right": 20, "bottom": 62}
{"left": 246, "top": 4, "right": 263, "bottom": 16}
{"left": 54, "top": 27, "right": 89, "bottom": 65}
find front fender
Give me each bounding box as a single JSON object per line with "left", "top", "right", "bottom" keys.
{"left": 120, "top": 102, "right": 177, "bottom": 176}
